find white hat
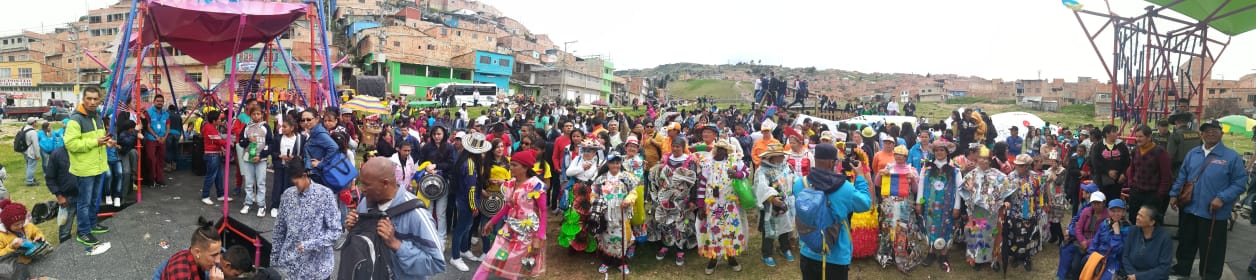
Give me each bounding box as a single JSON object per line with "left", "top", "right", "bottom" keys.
{"left": 625, "top": 135, "right": 640, "bottom": 146}
{"left": 761, "top": 119, "right": 777, "bottom": 131}
{"left": 461, "top": 132, "right": 492, "bottom": 154}
{"left": 1090, "top": 192, "right": 1106, "bottom": 203}
{"left": 879, "top": 132, "right": 894, "bottom": 142}
{"left": 453, "top": 131, "right": 467, "bottom": 139}
{"left": 340, "top": 108, "right": 353, "bottom": 115}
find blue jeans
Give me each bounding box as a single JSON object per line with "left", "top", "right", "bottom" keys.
{"left": 754, "top": 89, "right": 765, "bottom": 104}
{"left": 451, "top": 192, "right": 473, "bottom": 258}
{"left": 202, "top": 154, "right": 224, "bottom": 199}
{"left": 106, "top": 161, "right": 121, "bottom": 198}
{"left": 75, "top": 173, "right": 105, "bottom": 236}
{"left": 165, "top": 134, "right": 181, "bottom": 165}
{"left": 58, "top": 195, "right": 78, "bottom": 243}
{"left": 40, "top": 151, "right": 51, "bottom": 173}
{"left": 25, "top": 156, "right": 37, "bottom": 185}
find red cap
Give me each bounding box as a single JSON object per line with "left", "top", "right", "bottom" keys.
{"left": 512, "top": 150, "right": 538, "bottom": 169}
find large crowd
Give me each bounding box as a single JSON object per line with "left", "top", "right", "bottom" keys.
{"left": 5, "top": 86, "right": 1255, "bottom": 280}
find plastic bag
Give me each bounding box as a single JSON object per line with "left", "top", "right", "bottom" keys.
{"left": 733, "top": 178, "right": 756, "bottom": 209}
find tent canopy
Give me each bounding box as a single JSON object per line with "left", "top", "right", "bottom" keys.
{"left": 1146, "top": 0, "right": 1256, "bottom": 36}
{"left": 142, "top": 0, "right": 307, "bottom": 64}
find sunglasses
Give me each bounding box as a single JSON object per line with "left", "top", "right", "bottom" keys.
{"left": 521, "top": 142, "right": 532, "bottom": 146}
{"left": 301, "top": 118, "right": 316, "bottom": 122}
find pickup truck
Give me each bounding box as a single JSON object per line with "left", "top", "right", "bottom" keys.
{"left": 3, "top": 99, "right": 73, "bottom": 121}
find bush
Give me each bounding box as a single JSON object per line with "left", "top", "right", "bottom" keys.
{"left": 944, "top": 97, "right": 986, "bottom": 105}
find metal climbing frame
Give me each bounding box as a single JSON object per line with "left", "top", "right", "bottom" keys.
{"left": 1070, "top": 0, "right": 1256, "bottom": 130}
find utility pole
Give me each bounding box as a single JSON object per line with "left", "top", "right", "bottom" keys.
{"left": 560, "top": 40, "right": 576, "bottom": 104}
{"left": 71, "top": 22, "right": 81, "bottom": 95}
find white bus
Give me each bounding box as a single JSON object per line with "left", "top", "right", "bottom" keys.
{"left": 430, "top": 83, "right": 499, "bottom": 107}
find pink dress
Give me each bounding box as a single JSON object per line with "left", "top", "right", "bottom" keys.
{"left": 478, "top": 177, "right": 548, "bottom": 279}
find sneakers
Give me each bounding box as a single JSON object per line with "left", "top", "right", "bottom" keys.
{"left": 460, "top": 251, "right": 481, "bottom": 262}
{"left": 763, "top": 257, "right": 777, "bottom": 267}
{"left": 256, "top": 208, "right": 266, "bottom": 217}
{"left": 270, "top": 209, "right": 278, "bottom": 218}
{"left": 598, "top": 264, "right": 609, "bottom": 274}
{"left": 675, "top": 252, "right": 685, "bottom": 266}
{"left": 201, "top": 198, "right": 214, "bottom": 205}
{"left": 218, "top": 196, "right": 229, "bottom": 201}
{"left": 1024, "top": 260, "right": 1033, "bottom": 272}
{"left": 113, "top": 197, "right": 122, "bottom": 207}
{"left": 705, "top": 259, "right": 717, "bottom": 275}
{"left": 241, "top": 205, "right": 251, "bottom": 214}
{"left": 783, "top": 251, "right": 795, "bottom": 262}
{"left": 730, "top": 257, "right": 743, "bottom": 272}
{"left": 105, "top": 196, "right": 113, "bottom": 205}
{"left": 471, "top": 237, "right": 480, "bottom": 246}
{"left": 450, "top": 258, "right": 470, "bottom": 272}
{"left": 91, "top": 225, "right": 109, "bottom": 234}
{"left": 655, "top": 248, "right": 668, "bottom": 261}
{"left": 619, "top": 264, "right": 630, "bottom": 275}
{"left": 76, "top": 234, "right": 99, "bottom": 246}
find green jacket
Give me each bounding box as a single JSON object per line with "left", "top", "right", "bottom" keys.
{"left": 65, "top": 106, "right": 108, "bottom": 177}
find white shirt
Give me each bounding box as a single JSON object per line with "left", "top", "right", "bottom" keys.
{"left": 458, "top": 108, "right": 469, "bottom": 121}
{"left": 280, "top": 134, "right": 298, "bottom": 157}
{"left": 1202, "top": 143, "right": 1216, "bottom": 158}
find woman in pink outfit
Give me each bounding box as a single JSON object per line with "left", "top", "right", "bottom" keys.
{"left": 474, "top": 150, "right": 548, "bottom": 280}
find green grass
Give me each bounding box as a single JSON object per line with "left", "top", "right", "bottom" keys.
{"left": 665, "top": 79, "right": 752, "bottom": 101}
{"left": 0, "top": 123, "right": 59, "bottom": 246}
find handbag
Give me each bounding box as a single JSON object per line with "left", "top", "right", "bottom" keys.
{"left": 1177, "top": 154, "right": 1214, "bottom": 209}
{"left": 316, "top": 152, "right": 358, "bottom": 193}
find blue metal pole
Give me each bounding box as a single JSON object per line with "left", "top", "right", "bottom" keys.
{"left": 315, "top": 0, "right": 338, "bottom": 107}
{"left": 106, "top": 0, "right": 142, "bottom": 134}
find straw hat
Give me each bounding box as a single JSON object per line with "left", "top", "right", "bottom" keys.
{"left": 893, "top": 146, "right": 909, "bottom": 156}
{"left": 759, "top": 143, "right": 789, "bottom": 159}
{"left": 930, "top": 141, "right": 956, "bottom": 154}
{"left": 712, "top": 139, "right": 736, "bottom": 152}
{"left": 1013, "top": 154, "right": 1034, "bottom": 165}
{"left": 461, "top": 132, "right": 492, "bottom": 154}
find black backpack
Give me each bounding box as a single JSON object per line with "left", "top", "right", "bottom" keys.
{"left": 13, "top": 127, "right": 31, "bottom": 152}
{"left": 336, "top": 199, "right": 425, "bottom": 280}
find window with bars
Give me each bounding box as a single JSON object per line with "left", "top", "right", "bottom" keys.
{"left": 188, "top": 73, "right": 203, "bottom": 83}
{"left": 18, "top": 68, "right": 32, "bottom": 78}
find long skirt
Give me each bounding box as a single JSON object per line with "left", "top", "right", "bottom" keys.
{"left": 876, "top": 196, "right": 924, "bottom": 271}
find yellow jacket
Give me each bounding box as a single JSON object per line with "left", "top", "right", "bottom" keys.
{"left": 0, "top": 223, "right": 46, "bottom": 264}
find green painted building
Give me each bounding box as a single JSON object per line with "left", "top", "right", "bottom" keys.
{"left": 362, "top": 54, "right": 473, "bottom": 100}
{"left": 601, "top": 60, "right": 614, "bottom": 103}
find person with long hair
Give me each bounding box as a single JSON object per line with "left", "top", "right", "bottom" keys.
{"left": 696, "top": 140, "right": 749, "bottom": 275}
{"left": 449, "top": 132, "right": 490, "bottom": 271}
{"left": 588, "top": 152, "right": 640, "bottom": 274}
{"left": 474, "top": 150, "right": 548, "bottom": 280}
{"left": 237, "top": 108, "right": 271, "bottom": 217}
{"left": 268, "top": 115, "right": 305, "bottom": 218}
{"left": 1091, "top": 124, "right": 1130, "bottom": 203}
{"left": 418, "top": 125, "right": 456, "bottom": 238}
{"left": 917, "top": 141, "right": 960, "bottom": 271}
{"left": 958, "top": 147, "right": 1013, "bottom": 271}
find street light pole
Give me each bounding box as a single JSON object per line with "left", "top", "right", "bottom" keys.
{"left": 561, "top": 40, "right": 576, "bottom": 104}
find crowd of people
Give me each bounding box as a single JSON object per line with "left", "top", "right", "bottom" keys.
{"left": 6, "top": 85, "right": 1256, "bottom": 280}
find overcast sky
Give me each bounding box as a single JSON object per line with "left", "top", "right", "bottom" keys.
{"left": 6, "top": 0, "right": 1255, "bottom": 81}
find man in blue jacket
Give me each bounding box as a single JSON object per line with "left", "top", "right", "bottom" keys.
{"left": 44, "top": 146, "right": 78, "bottom": 243}
{"left": 1168, "top": 121, "right": 1248, "bottom": 280}
{"left": 795, "top": 143, "right": 872, "bottom": 279}
{"left": 345, "top": 157, "right": 447, "bottom": 279}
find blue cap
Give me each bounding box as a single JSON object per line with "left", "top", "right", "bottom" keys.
{"left": 1108, "top": 199, "right": 1127, "bottom": 209}
{"left": 1081, "top": 182, "right": 1099, "bottom": 194}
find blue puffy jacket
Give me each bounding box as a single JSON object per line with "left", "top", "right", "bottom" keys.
{"left": 794, "top": 168, "right": 872, "bottom": 265}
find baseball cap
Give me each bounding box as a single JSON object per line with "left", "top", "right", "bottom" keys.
{"left": 815, "top": 143, "right": 838, "bottom": 161}
{"left": 1090, "top": 192, "right": 1106, "bottom": 203}
{"left": 1108, "top": 199, "right": 1127, "bottom": 209}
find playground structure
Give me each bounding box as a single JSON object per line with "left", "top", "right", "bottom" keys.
{"left": 1067, "top": 0, "right": 1256, "bottom": 130}
{"left": 100, "top": 0, "right": 346, "bottom": 267}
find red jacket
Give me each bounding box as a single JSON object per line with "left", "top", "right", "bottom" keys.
{"left": 552, "top": 135, "right": 570, "bottom": 169}
{"left": 202, "top": 124, "right": 228, "bottom": 153}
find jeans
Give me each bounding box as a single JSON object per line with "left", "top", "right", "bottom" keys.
{"left": 270, "top": 162, "right": 293, "bottom": 209}
{"left": 754, "top": 89, "right": 765, "bottom": 105}
{"left": 113, "top": 150, "right": 137, "bottom": 199}
{"left": 788, "top": 98, "right": 806, "bottom": 109}
{"left": 165, "top": 134, "right": 181, "bottom": 165}
{"left": 75, "top": 173, "right": 105, "bottom": 236}
{"left": 239, "top": 159, "right": 268, "bottom": 208}
{"left": 761, "top": 233, "right": 793, "bottom": 259}
{"left": 40, "top": 151, "right": 51, "bottom": 173}
{"left": 451, "top": 190, "right": 473, "bottom": 258}
{"left": 433, "top": 195, "right": 448, "bottom": 238}
{"left": 58, "top": 195, "right": 78, "bottom": 243}
{"left": 105, "top": 161, "right": 118, "bottom": 198}
{"left": 144, "top": 139, "right": 166, "bottom": 184}
{"left": 25, "top": 156, "right": 37, "bottom": 185}
{"left": 202, "top": 154, "right": 224, "bottom": 199}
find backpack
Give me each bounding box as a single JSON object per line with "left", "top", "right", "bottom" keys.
{"left": 794, "top": 176, "right": 847, "bottom": 255}
{"left": 13, "top": 127, "right": 31, "bottom": 152}
{"left": 336, "top": 199, "right": 425, "bottom": 280}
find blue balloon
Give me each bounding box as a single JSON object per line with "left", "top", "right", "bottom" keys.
{"left": 1062, "top": 0, "right": 1084, "bottom": 11}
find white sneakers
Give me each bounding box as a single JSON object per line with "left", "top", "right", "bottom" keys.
{"left": 256, "top": 208, "right": 265, "bottom": 217}
{"left": 240, "top": 205, "right": 251, "bottom": 214}
{"left": 105, "top": 196, "right": 113, "bottom": 205}
{"left": 201, "top": 198, "right": 214, "bottom": 205}
{"left": 460, "top": 251, "right": 481, "bottom": 262}
{"left": 450, "top": 258, "right": 470, "bottom": 272}
{"left": 270, "top": 209, "right": 278, "bottom": 218}
{"left": 113, "top": 197, "right": 122, "bottom": 207}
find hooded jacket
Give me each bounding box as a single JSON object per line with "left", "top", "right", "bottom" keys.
{"left": 64, "top": 104, "right": 108, "bottom": 177}
{"left": 795, "top": 167, "right": 872, "bottom": 265}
